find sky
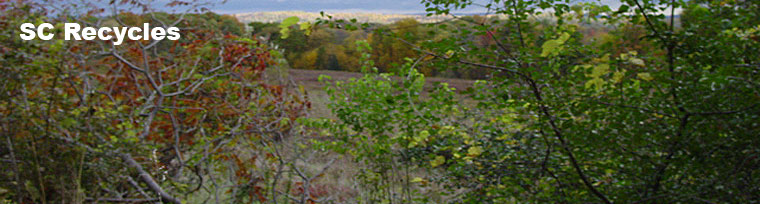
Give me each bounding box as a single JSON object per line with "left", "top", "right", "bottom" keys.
{"left": 203, "top": 0, "right": 624, "bottom": 14}
{"left": 37, "top": 0, "right": 628, "bottom": 15}
{"left": 209, "top": 0, "right": 431, "bottom": 14}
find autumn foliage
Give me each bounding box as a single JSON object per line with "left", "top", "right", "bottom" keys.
{"left": 1, "top": 0, "right": 311, "bottom": 203}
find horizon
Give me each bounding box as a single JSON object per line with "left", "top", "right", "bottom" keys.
{"left": 210, "top": 0, "right": 623, "bottom": 14}
{"left": 30, "top": 0, "right": 688, "bottom": 17}
{"left": 192, "top": 0, "right": 685, "bottom": 17}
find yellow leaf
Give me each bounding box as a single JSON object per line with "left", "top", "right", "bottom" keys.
{"left": 637, "top": 72, "right": 654, "bottom": 81}
{"left": 418, "top": 130, "right": 429, "bottom": 140}
{"left": 593, "top": 54, "right": 611, "bottom": 63}
{"left": 467, "top": 146, "right": 484, "bottom": 157}
{"left": 585, "top": 78, "right": 606, "bottom": 91}
{"left": 445, "top": 50, "right": 455, "bottom": 58}
{"left": 440, "top": 126, "right": 455, "bottom": 134}
{"left": 629, "top": 58, "right": 645, "bottom": 67}
{"left": 430, "top": 155, "right": 446, "bottom": 167}
{"left": 410, "top": 130, "right": 429, "bottom": 148}
{"left": 590, "top": 64, "right": 610, "bottom": 78}
{"left": 612, "top": 71, "right": 626, "bottom": 83}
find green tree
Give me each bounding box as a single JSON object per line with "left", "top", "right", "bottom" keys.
{"left": 315, "top": 46, "right": 328, "bottom": 69}
{"left": 309, "top": 0, "right": 760, "bottom": 203}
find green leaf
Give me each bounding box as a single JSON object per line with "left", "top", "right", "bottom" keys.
{"left": 467, "top": 146, "right": 484, "bottom": 157}
{"left": 612, "top": 70, "right": 626, "bottom": 83}
{"left": 590, "top": 64, "right": 610, "bottom": 78}
{"left": 585, "top": 78, "right": 606, "bottom": 91}
{"left": 618, "top": 4, "right": 630, "bottom": 13}
{"left": 299, "top": 22, "right": 312, "bottom": 36}
{"left": 540, "top": 33, "right": 571, "bottom": 57}
{"left": 431, "top": 155, "right": 446, "bottom": 167}
{"left": 279, "top": 16, "right": 300, "bottom": 39}
{"left": 50, "top": 39, "right": 64, "bottom": 53}
{"left": 280, "top": 118, "right": 290, "bottom": 126}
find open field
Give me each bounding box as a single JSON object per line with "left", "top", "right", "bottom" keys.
{"left": 288, "top": 69, "right": 474, "bottom": 91}
{"left": 234, "top": 11, "right": 454, "bottom": 24}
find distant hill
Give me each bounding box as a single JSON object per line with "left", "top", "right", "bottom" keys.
{"left": 233, "top": 11, "right": 455, "bottom": 24}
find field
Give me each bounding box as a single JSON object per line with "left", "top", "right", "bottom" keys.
{"left": 234, "top": 11, "right": 454, "bottom": 24}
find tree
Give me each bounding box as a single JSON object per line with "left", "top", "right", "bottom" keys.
{"left": 315, "top": 47, "right": 328, "bottom": 69}
{"left": 308, "top": 0, "right": 760, "bottom": 202}
{"left": 1, "top": 1, "right": 323, "bottom": 203}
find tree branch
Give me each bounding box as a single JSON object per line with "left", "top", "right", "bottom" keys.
{"left": 121, "top": 153, "right": 182, "bottom": 204}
